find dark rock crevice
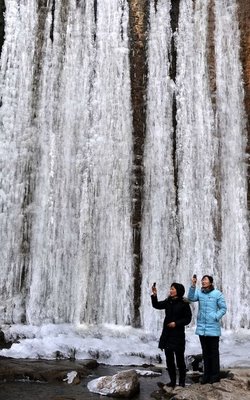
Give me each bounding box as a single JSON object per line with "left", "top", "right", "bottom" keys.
{"left": 128, "top": 0, "right": 149, "bottom": 328}
{"left": 169, "top": 0, "right": 180, "bottom": 81}
{"left": 19, "top": 162, "right": 35, "bottom": 291}
{"left": 207, "top": 0, "right": 216, "bottom": 105}
{"left": 94, "top": 0, "right": 97, "bottom": 24}
{"left": 93, "top": 0, "right": 97, "bottom": 41}
{"left": 169, "top": 0, "right": 180, "bottom": 223}
{"left": 154, "top": 0, "right": 158, "bottom": 13}
{"left": 207, "top": 1, "right": 222, "bottom": 261}
{"left": 120, "top": 1, "right": 125, "bottom": 41}
{"left": 237, "top": 0, "right": 250, "bottom": 213}
{"left": 0, "top": 0, "right": 5, "bottom": 57}
{"left": 32, "top": 1, "right": 50, "bottom": 117}
{"left": 50, "top": 0, "right": 56, "bottom": 42}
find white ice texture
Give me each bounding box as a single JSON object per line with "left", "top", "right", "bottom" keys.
{"left": 0, "top": 0, "right": 249, "bottom": 356}
{"left": 0, "top": 323, "right": 250, "bottom": 368}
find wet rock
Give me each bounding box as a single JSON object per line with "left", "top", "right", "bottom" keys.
{"left": 0, "top": 357, "right": 98, "bottom": 383}
{"left": 87, "top": 369, "right": 140, "bottom": 398}
{"left": 0, "top": 329, "right": 13, "bottom": 349}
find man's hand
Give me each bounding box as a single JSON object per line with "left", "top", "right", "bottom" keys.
{"left": 167, "top": 322, "right": 176, "bottom": 328}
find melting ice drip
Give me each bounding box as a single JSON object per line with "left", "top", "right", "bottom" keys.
{"left": 0, "top": 0, "right": 249, "bottom": 331}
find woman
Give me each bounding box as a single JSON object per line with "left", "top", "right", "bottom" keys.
{"left": 188, "top": 275, "right": 227, "bottom": 384}
{"left": 151, "top": 282, "right": 192, "bottom": 388}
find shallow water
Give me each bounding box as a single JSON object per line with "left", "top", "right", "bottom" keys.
{"left": 0, "top": 365, "right": 172, "bottom": 400}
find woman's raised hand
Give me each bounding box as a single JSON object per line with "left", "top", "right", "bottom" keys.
{"left": 151, "top": 283, "right": 157, "bottom": 296}
{"left": 192, "top": 274, "right": 197, "bottom": 286}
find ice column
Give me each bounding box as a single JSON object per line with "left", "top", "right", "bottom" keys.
{"left": 141, "top": 0, "right": 179, "bottom": 332}
{"left": 215, "top": 0, "right": 249, "bottom": 329}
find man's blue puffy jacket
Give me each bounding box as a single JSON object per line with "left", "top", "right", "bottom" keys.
{"left": 188, "top": 286, "right": 227, "bottom": 336}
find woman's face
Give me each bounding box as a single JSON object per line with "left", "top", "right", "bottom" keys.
{"left": 170, "top": 286, "right": 177, "bottom": 297}
{"left": 201, "top": 277, "right": 211, "bottom": 288}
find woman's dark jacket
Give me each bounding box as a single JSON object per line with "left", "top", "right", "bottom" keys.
{"left": 151, "top": 295, "right": 192, "bottom": 351}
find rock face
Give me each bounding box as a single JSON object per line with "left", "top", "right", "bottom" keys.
{"left": 0, "top": 0, "right": 5, "bottom": 55}
{"left": 237, "top": 0, "right": 250, "bottom": 210}
{"left": 128, "top": 0, "right": 149, "bottom": 327}
{"left": 238, "top": 1, "right": 250, "bottom": 115}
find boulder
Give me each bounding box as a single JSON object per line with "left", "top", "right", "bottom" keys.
{"left": 0, "top": 330, "right": 13, "bottom": 349}
{"left": 87, "top": 369, "right": 140, "bottom": 398}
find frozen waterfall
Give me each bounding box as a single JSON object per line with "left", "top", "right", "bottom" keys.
{"left": 0, "top": 0, "right": 249, "bottom": 334}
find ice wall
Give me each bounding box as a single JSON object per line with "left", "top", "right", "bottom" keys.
{"left": 0, "top": 0, "right": 249, "bottom": 331}
{"left": 0, "top": 0, "right": 133, "bottom": 326}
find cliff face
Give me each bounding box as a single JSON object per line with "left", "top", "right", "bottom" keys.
{"left": 0, "top": 1, "right": 6, "bottom": 56}
{"left": 238, "top": 1, "right": 250, "bottom": 114}
{"left": 237, "top": 0, "right": 250, "bottom": 209}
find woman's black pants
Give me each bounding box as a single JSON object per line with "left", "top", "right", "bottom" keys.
{"left": 164, "top": 348, "right": 186, "bottom": 386}
{"left": 199, "top": 335, "right": 220, "bottom": 383}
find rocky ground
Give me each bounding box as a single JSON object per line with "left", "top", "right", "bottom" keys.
{"left": 155, "top": 369, "right": 250, "bottom": 400}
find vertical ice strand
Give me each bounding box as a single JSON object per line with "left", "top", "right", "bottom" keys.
{"left": 141, "top": 0, "right": 179, "bottom": 333}
{"left": 0, "top": 0, "right": 38, "bottom": 323}
{"left": 27, "top": 0, "right": 134, "bottom": 325}
{"left": 215, "top": 0, "right": 249, "bottom": 329}
{"left": 141, "top": 0, "right": 249, "bottom": 331}
{"left": 175, "top": 0, "right": 217, "bottom": 286}
{"left": 0, "top": 0, "right": 134, "bottom": 326}
{"left": 26, "top": 0, "right": 96, "bottom": 324}
{"left": 82, "top": 0, "right": 133, "bottom": 326}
